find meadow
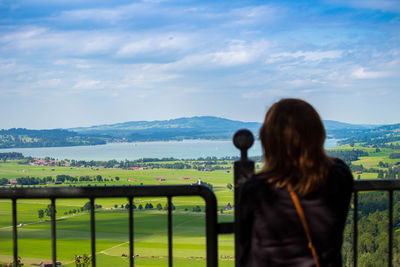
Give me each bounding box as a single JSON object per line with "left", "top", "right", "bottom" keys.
{"left": 0, "top": 160, "right": 236, "bottom": 266}
{"left": 0, "top": 144, "right": 399, "bottom": 266}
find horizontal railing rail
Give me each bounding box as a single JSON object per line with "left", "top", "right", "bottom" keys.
{"left": 0, "top": 185, "right": 218, "bottom": 267}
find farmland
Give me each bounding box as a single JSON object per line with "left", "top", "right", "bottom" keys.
{"left": 0, "top": 158, "right": 238, "bottom": 266}
{"left": 1, "top": 143, "right": 400, "bottom": 266}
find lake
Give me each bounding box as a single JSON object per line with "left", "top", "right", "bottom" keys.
{"left": 0, "top": 139, "right": 339, "bottom": 161}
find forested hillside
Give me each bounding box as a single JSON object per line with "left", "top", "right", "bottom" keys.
{"left": 0, "top": 128, "right": 106, "bottom": 148}
{"left": 70, "top": 116, "right": 262, "bottom": 141}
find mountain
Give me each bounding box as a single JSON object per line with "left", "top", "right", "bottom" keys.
{"left": 0, "top": 117, "right": 387, "bottom": 149}
{"left": 69, "top": 116, "right": 380, "bottom": 142}
{"left": 70, "top": 116, "right": 262, "bottom": 141}
{"left": 323, "top": 120, "right": 379, "bottom": 130}
{"left": 0, "top": 128, "right": 106, "bottom": 149}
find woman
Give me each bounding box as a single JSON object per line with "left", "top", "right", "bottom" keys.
{"left": 238, "top": 98, "right": 353, "bottom": 266}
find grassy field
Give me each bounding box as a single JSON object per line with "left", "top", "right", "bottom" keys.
{"left": 0, "top": 146, "right": 399, "bottom": 266}
{"left": 0, "top": 207, "right": 235, "bottom": 266}
{"left": 0, "top": 160, "right": 237, "bottom": 266}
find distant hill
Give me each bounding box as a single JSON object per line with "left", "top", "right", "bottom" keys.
{"left": 323, "top": 120, "right": 379, "bottom": 130}
{"left": 0, "top": 128, "right": 106, "bottom": 149}
{"left": 0, "top": 117, "right": 389, "bottom": 149}
{"left": 70, "top": 116, "right": 262, "bottom": 141}
{"left": 69, "top": 116, "right": 380, "bottom": 142}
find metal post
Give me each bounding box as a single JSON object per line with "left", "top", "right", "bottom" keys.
{"left": 90, "top": 198, "right": 96, "bottom": 267}
{"left": 353, "top": 192, "right": 358, "bottom": 267}
{"left": 12, "top": 199, "right": 18, "bottom": 267}
{"left": 51, "top": 198, "right": 56, "bottom": 267}
{"left": 129, "top": 197, "right": 134, "bottom": 267}
{"left": 168, "top": 197, "right": 173, "bottom": 267}
{"left": 233, "top": 129, "right": 255, "bottom": 266}
{"left": 389, "top": 190, "right": 393, "bottom": 267}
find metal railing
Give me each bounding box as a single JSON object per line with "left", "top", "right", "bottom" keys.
{"left": 0, "top": 129, "right": 399, "bottom": 267}
{"left": 352, "top": 180, "right": 400, "bottom": 267}
{"left": 0, "top": 185, "right": 218, "bottom": 267}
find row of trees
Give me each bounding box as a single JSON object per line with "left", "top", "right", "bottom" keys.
{"left": 38, "top": 202, "right": 102, "bottom": 220}
{"left": 117, "top": 203, "right": 176, "bottom": 211}
{"left": 0, "top": 152, "right": 24, "bottom": 161}
{"left": 0, "top": 175, "right": 123, "bottom": 186}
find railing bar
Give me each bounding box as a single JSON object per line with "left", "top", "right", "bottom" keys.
{"left": 353, "top": 191, "right": 358, "bottom": 267}
{"left": 90, "top": 198, "right": 96, "bottom": 267}
{"left": 51, "top": 198, "right": 56, "bottom": 267}
{"left": 205, "top": 190, "right": 218, "bottom": 267}
{"left": 389, "top": 190, "right": 393, "bottom": 267}
{"left": 168, "top": 196, "right": 173, "bottom": 267}
{"left": 12, "top": 199, "right": 18, "bottom": 267}
{"left": 129, "top": 197, "right": 134, "bottom": 267}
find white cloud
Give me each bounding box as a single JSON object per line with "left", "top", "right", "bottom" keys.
{"left": 116, "top": 34, "right": 193, "bottom": 57}
{"left": 351, "top": 67, "right": 390, "bottom": 79}
{"left": 228, "top": 5, "right": 281, "bottom": 25}
{"left": 267, "top": 50, "right": 342, "bottom": 63}
{"left": 72, "top": 80, "right": 101, "bottom": 90}
{"left": 286, "top": 79, "right": 325, "bottom": 88}
{"left": 33, "top": 79, "right": 61, "bottom": 88}
{"left": 168, "top": 40, "right": 272, "bottom": 68}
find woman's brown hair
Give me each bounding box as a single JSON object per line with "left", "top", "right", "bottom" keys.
{"left": 259, "top": 98, "right": 332, "bottom": 195}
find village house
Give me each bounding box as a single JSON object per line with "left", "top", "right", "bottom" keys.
{"left": 155, "top": 177, "right": 166, "bottom": 181}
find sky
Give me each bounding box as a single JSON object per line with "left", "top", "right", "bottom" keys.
{"left": 0, "top": 0, "right": 399, "bottom": 129}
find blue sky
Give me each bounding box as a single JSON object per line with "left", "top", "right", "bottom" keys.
{"left": 0, "top": 0, "right": 399, "bottom": 129}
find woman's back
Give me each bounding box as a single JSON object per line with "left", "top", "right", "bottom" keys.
{"left": 238, "top": 158, "right": 353, "bottom": 267}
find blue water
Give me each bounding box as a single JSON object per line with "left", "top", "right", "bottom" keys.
{"left": 0, "top": 139, "right": 338, "bottom": 161}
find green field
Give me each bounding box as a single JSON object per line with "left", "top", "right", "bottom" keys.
{"left": 0, "top": 160, "right": 237, "bottom": 266}
{"left": 1, "top": 146, "right": 399, "bottom": 266}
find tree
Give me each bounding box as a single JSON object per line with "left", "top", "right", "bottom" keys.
{"left": 75, "top": 254, "right": 91, "bottom": 267}
{"left": 96, "top": 175, "right": 103, "bottom": 182}
{"left": 138, "top": 204, "right": 143, "bottom": 210}
{"left": 226, "top": 183, "right": 233, "bottom": 190}
{"left": 193, "top": 205, "right": 201, "bottom": 212}
{"left": 115, "top": 176, "right": 120, "bottom": 181}
{"left": 83, "top": 201, "right": 91, "bottom": 211}
{"left": 45, "top": 205, "right": 56, "bottom": 217}
{"left": 157, "top": 203, "right": 162, "bottom": 210}
{"left": 38, "top": 209, "right": 44, "bottom": 220}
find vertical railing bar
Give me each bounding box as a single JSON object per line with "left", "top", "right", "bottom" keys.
{"left": 168, "top": 196, "right": 173, "bottom": 267}
{"left": 129, "top": 197, "right": 134, "bottom": 267}
{"left": 205, "top": 193, "right": 218, "bottom": 267}
{"left": 51, "top": 198, "right": 57, "bottom": 267}
{"left": 389, "top": 190, "right": 393, "bottom": 267}
{"left": 12, "top": 199, "right": 18, "bottom": 267}
{"left": 90, "top": 198, "right": 96, "bottom": 267}
{"left": 353, "top": 191, "right": 358, "bottom": 267}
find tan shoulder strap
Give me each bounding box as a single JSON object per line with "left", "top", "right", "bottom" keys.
{"left": 287, "top": 184, "right": 321, "bottom": 267}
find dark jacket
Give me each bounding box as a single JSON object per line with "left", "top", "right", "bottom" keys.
{"left": 238, "top": 158, "right": 354, "bottom": 267}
